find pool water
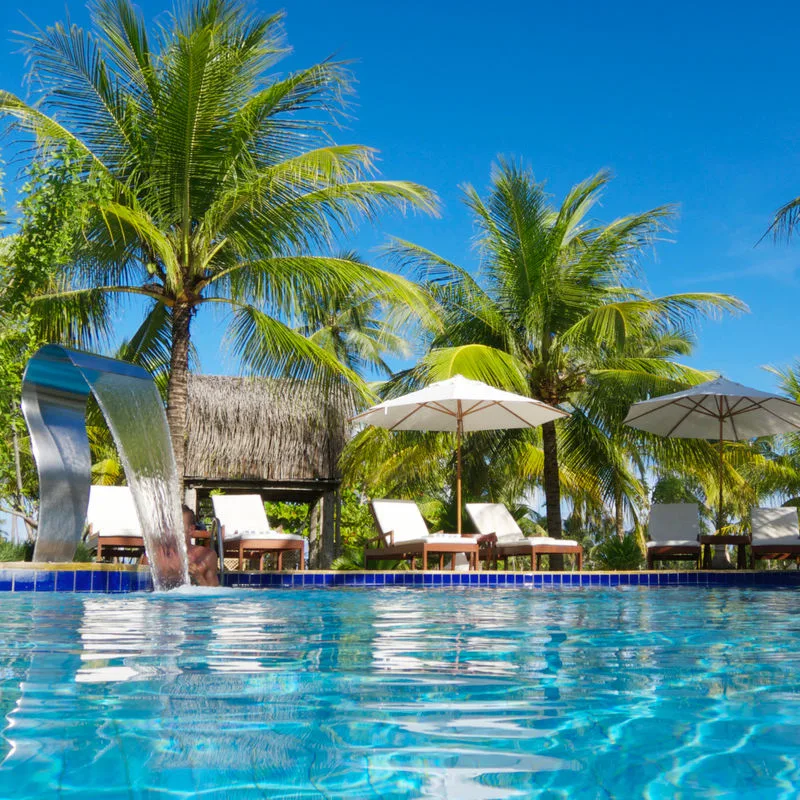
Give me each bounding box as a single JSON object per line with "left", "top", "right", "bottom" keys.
{"left": 1, "top": 587, "right": 799, "bottom": 799}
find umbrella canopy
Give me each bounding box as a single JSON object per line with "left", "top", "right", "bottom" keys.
{"left": 622, "top": 377, "right": 800, "bottom": 440}
{"left": 624, "top": 377, "right": 800, "bottom": 531}
{"left": 353, "top": 375, "right": 569, "bottom": 532}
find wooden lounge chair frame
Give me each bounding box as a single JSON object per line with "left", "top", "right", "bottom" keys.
{"left": 96, "top": 535, "right": 145, "bottom": 562}
{"left": 646, "top": 545, "right": 701, "bottom": 570}
{"left": 365, "top": 501, "right": 481, "bottom": 570}
{"left": 749, "top": 507, "right": 800, "bottom": 568}
{"left": 750, "top": 544, "right": 800, "bottom": 568}
{"left": 214, "top": 521, "right": 306, "bottom": 571}
{"left": 87, "top": 486, "right": 146, "bottom": 563}
{"left": 495, "top": 540, "right": 583, "bottom": 571}
{"left": 645, "top": 504, "right": 702, "bottom": 569}
{"left": 465, "top": 504, "right": 582, "bottom": 571}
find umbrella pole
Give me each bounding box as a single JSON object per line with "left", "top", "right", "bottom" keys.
{"left": 456, "top": 403, "right": 463, "bottom": 535}
{"left": 717, "top": 412, "right": 724, "bottom": 534}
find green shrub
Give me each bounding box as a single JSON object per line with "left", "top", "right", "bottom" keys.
{"left": 592, "top": 535, "right": 643, "bottom": 570}
{"left": 0, "top": 540, "right": 32, "bottom": 562}
{"left": 331, "top": 547, "right": 408, "bottom": 571}
{"left": 73, "top": 542, "right": 94, "bottom": 562}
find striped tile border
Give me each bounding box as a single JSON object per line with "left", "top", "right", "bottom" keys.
{"left": 0, "top": 565, "right": 153, "bottom": 593}
{"left": 222, "top": 570, "right": 800, "bottom": 589}
{"left": 1, "top": 566, "right": 799, "bottom": 593}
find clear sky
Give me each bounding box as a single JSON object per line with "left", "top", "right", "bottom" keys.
{"left": 1, "top": 0, "right": 799, "bottom": 390}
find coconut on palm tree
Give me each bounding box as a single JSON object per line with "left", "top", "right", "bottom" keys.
{"left": 391, "top": 161, "right": 745, "bottom": 556}
{"left": 0, "top": 0, "right": 437, "bottom": 475}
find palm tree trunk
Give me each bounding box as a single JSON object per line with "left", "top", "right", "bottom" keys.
{"left": 614, "top": 482, "right": 625, "bottom": 541}
{"left": 11, "top": 412, "right": 31, "bottom": 542}
{"left": 166, "top": 302, "right": 192, "bottom": 482}
{"left": 541, "top": 420, "right": 564, "bottom": 569}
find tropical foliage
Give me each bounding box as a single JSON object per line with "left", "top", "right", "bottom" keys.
{"left": 766, "top": 196, "right": 800, "bottom": 241}
{"left": 293, "top": 252, "right": 411, "bottom": 377}
{"left": 344, "top": 163, "right": 746, "bottom": 562}
{"left": 0, "top": 0, "right": 437, "bottom": 475}
{"left": 0, "top": 149, "right": 102, "bottom": 538}
{"left": 3, "top": 0, "right": 800, "bottom": 569}
{"left": 591, "top": 534, "right": 644, "bottom": 571}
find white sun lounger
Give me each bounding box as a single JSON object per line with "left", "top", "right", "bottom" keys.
{"left": 211, "top": 494, "right": 306, "bottom": 571}
{"left": 466, "top": 502, "right": 582, "bottom": 570}
{"left": 750, "top": 507, "right": 800, "bottom": 567}
{"left": 86, "top": 485, "right": 145, "bottom": 561}
{"left": 367, "top": 499, "right": 480, "bottom": 570}
{"left": 645, "top": 503, "right": 701, "bottom": 569}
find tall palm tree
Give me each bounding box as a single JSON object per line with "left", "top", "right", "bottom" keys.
{"left": 294, "top": 252, "right": 411, "bottom": 377}
{"left": 0, "top": 0, "right": 437, "bottom": 475}
{"left": 392, "top": 162, "right": 744, "bottom": 554}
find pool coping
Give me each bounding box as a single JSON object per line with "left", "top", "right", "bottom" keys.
{"left": 2, "top": 562, "right": 800, "bottom": 592}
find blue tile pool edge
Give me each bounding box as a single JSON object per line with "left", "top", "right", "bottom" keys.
{"left": 2, "top": 567, "right": 800, "bottom": 593}
{"left": 0, "top": 566, "right": 153, "bottom": 594}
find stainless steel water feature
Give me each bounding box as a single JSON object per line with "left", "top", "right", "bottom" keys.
{"left": 21, "top": 345, "right": 189, "bottom": 590}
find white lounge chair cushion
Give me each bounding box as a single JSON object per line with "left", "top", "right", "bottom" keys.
{"left": 648, "top": 503, "right": 700, "bottom": 545}
{"left": 383, "top": 534, "right": 474, "bottom": 547}
{"left": 224, "top": 531, "right": 304, "bottom": 542}
{"left": 212, "top": 494, "right": 293, "bottom": 540}
{"left": 212, "top": 494, "right": 269, "bottom": 531}
{"left": 87, "top": 486, "right": 142, "bottom": 538}
{"left": 371, "top": 500, "right": 431, "bottom": 544}
{"left": 751, "top": 507, "right": 800, "bottom": 545}
{"left": 498, "top": 536, "right": 580, "bottom": 548}
{"left": 646, "top": 539, "right": 700, "bottom": 549}
{"left": 465, "top": 503, "right": 523, "bottom": 542}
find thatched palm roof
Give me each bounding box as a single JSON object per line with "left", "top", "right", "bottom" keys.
{"left": 184, "top": 375, "right": 356, "bottom": 484}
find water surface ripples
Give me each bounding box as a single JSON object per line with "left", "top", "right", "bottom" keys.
{"left": 1, "top": 587, "right": 799, "bottom": 798}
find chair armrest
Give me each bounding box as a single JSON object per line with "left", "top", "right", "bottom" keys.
{"left": 192, "top": 528, "right": 211, "bottom": 546}
{"left": 363, "top": 536, "right": 382, "bottom": 549}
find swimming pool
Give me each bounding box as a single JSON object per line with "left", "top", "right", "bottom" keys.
{"left": 1, "top": 587, "right": 798, "bottom": 799}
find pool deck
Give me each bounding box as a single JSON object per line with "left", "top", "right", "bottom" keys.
{"left": 1, "top": 562, "right": 800, "bottom": 592}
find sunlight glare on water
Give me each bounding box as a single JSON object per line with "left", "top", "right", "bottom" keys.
{"left": 1, "top": 587, "right": 799, "bottom": 799}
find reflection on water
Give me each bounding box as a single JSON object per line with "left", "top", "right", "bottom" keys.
{"left": 1, "top": 588, "right": 800, "bottom": 798}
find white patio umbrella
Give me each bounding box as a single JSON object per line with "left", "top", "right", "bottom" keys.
{"left": 623, "top": 377, "right": 800, "bottom": 531}
{"left": 352, "top": 374, "right": 569, "bottom": 533}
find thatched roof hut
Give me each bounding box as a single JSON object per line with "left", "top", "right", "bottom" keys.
{"left": 183, "top": 375, "right": 356, "bottom": 501}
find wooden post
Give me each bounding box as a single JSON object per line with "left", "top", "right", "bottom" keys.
{"left": 309, "top": 491, "right": 337, "bottom": 569}
{"left": 456, "top": 401, "right": 463, "bottom": 535}
{"left": 321, "top": 490, "right": 336, "bottom": 567}
{"left": 333, "top": 488, "right": 342, "bottom": 559}
{"left": 309, "top": 497, "right": 321, "bottom": 568}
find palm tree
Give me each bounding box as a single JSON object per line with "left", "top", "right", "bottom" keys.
{"left": 294, "top": 252, "right": 411, "bottom": 376}
{"left": 0, "top": 0, "right": 437, "bottom": 476}
{"left": 766, "top": 196, "right": 800, "bottom": 240}
{"left": 392, "top": 162, "right": 744, "bottom": 556}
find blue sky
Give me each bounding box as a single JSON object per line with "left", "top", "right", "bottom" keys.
{"left": 1, "top": 0, "right": 799, "bottom": 390}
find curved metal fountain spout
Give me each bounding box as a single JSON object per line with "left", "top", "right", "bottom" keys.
{"left": 21, "top": 345, "right": 189, "bottom": 590}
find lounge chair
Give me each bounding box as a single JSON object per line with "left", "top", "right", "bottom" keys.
{"left": 86, "top": 486, "right": 146, "bottom": 562}
{"left": 646, "top": 503, "right": 701, "bottom": 569}
{"left": 366, "top": 499, "right": 481, "bottom": 570}
{"left": 211, "top": 494, "right": 306, "bottom": 571}
{"left": 750, "top": 507, "right": 800, "bottom": 568}
{"left": 466, "top": 503, "right": 583, "bottom": 571}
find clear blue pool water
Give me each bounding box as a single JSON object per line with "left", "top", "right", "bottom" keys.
{"left": 1, "top": 587, "right": 799, "bottom": 799}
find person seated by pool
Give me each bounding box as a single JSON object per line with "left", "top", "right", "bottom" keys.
{"left": 182, "top": 505, "right": 219, "bottom": 587}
